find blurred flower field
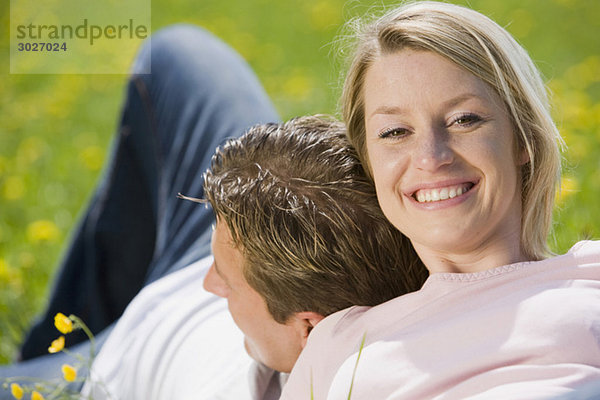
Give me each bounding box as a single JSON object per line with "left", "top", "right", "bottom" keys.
{"left": 1, "top": 0, "right": 599, "bottom": 363}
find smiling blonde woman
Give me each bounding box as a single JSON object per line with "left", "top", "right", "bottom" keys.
{"left": 281, "top": 2, "right": 600, "bottom": 399}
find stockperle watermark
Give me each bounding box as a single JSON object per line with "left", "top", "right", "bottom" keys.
{"left": 10, "top": 0, "right": 151, "bottom": 74}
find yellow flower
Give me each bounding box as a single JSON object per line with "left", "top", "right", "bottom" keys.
{"left": 2, "top": 176, "right": 25, "bottom": 201}
{"left": 555, "top": 176, "right": 579, "bottom": 205}
{"left": 54, "top": 313, "right": 73, "bottom": 334}
{"left": 31, "top": 391, "right": 44, "bottom": 400}
{"left": 26, "top": 220, "right": 60, "bottom": 243}
{"left": 48, "top": 336, "right": 65, "bottom": 353}
{"left": 79, "top": 145, "right": 105, "bottom": 171}
{"left": 61, "top": 364, "right": 77, "bottom": 382}
{"left": 10, "top": 383, "right": 23, "bottom": 399}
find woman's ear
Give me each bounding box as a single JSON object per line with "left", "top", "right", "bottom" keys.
{"left": 292, "top": 311, "right": 325, "bottom": 348}
{"left": 516, "top": 143, "right": 530, "bottom": 166}
{"left": 518, "top": 148, "right": 530, "bottom": 166}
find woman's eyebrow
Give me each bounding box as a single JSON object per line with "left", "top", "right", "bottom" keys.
{"left": 368, "top": 93, "right": 483, "bottom": 119}
{"left": 368, "top": 105, "right": 407, "bottom": 118}
{"left": 440, "top": 93, "right": 483, "bottom": 108}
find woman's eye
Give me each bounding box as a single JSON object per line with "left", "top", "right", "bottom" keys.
{"left": 452, "top": 113, "right": 482, "bottom": 127}
{"left": 378, "top": 127, "right": 409, "bottom": 139}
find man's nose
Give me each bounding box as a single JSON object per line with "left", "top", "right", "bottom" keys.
{"left": 203, "top": 263, "right": 228, "bottom": 298}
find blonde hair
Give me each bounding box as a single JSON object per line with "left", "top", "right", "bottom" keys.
{"left": 341, "top": 1, "right": 562, "bottom": 260}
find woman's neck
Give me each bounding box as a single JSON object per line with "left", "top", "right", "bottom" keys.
{"left": 414, "top": 237, "right": 531, "bottom": 274}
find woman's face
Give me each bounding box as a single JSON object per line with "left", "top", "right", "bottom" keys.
{"left": 363, "top": 50, "right": 526, "bottom": 271}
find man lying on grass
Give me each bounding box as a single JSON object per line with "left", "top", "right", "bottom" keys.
{"left": 82, "top": 115, "right": 427, "bottom": 399}
{"left": 199, "top": 115, "right": 427, "bottom": 395}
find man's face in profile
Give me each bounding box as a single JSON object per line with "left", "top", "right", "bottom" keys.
{"left": 204, "top": 220, "right": 310, "bottom": 373}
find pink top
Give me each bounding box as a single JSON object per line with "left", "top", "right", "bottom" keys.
{"left": 281, "top": 241, "right": 600, "bottom": 399}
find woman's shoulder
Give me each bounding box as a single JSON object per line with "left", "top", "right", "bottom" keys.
{"left": 529, "top": 240, "right": 600, "bottom": 283}
{"left": 542, "top": 240, "right": 600, "bottom": 271}
{"left": 566, "top": 240, "right": 600, "bottom": 262}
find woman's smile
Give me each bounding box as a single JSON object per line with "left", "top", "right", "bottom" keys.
{"left": 405, "top": 179, "right": 478, "bottom": 204}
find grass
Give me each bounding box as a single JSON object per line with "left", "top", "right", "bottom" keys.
{"left": 1, "top": 0, "right": 599, "bottom": 363}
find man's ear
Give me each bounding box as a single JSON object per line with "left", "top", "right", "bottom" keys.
{"left": 292, "top": 311, "right": 325, "bottom": 349}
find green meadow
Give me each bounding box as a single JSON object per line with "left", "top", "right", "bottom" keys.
{"left": 1, "top": 0, "right": 599, "bottom": 363}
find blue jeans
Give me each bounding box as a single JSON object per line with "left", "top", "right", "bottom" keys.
{"left": 1, "top": 24, "right": 279, "bottom": 394}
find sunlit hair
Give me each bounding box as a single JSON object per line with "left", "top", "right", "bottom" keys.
{"left": 341, "top": 1, "right": 562, "bottom": 260}
{"left": 201, "top": 115, "right": 427, "bottom": 323}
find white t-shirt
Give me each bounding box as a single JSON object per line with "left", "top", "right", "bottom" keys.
{"left": 281, "top": 241, "right": 600, "bottom": 400}
{"left": 82, "top": 256, "right": 256, "bottom": 400}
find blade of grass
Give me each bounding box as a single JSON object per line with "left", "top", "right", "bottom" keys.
{"left": 347, "top": 332, "right": 367, "bottom": 400}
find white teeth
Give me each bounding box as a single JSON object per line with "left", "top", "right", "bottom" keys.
{"left": 414, "top": 184, "right": 471, "bottom": 203}
{"left": 440, "top": 188, "right": 449, "bottom": 200}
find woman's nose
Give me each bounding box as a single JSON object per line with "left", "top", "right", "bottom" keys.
{"left": 413, "top": 128, "right": 454, "bottom": 171}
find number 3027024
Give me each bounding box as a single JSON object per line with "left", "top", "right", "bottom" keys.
{"left": 17, "top": 42, "right": 67, "bottom": 51}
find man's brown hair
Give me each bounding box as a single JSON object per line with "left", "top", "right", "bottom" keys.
{"left": 202, "top": 115, "right": 427, "bottom": 323}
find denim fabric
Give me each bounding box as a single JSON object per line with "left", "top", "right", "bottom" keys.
{"left": 1, "top": 25, "right": 278, "bottom": 391}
